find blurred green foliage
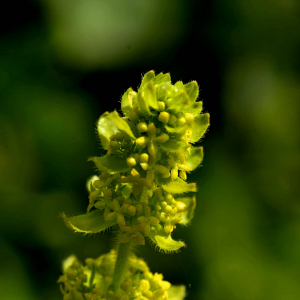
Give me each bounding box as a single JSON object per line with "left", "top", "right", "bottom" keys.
{"left": 0, "top": 0, "right": 299, "bottom": 299}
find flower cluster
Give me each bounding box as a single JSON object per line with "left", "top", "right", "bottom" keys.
{"left": 58, "top": 250, "right": 185, "bottom": 300}
{"left": 62, "top": 71, "right": 209, "bottom": 253}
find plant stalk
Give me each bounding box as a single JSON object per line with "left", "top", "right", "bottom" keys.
{"left": 112, "top": 239, "right": 132, "bottom": 290}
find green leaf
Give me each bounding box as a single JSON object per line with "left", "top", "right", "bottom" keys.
{"left": 167, "top": 92, "right": 191, "bottom": 114}
{"left": 61, "top": 210, "right": 117, "bottom": 234}
{"left": 155, "top": 72, "right": 171, "bottom": 85}
{"left": 143, "top": 81, "right": 158, "bottom": 110}
{"left": 185, "top": 147, "right": 203, "bottom": 171}
{"left": 121, "top": 88, "right": 137, "bottom": 117}
{"left": 174, "top": 81, "right": 184, "bottom": 92}
{"left": 89, "top": 156, "right": 130, "bottom": 174}
{"left": 156, "top": 82, "right": 171, "bottom": 102}
{"left": 161, "top": 178, "right": 197, "bottom": 194}
{"left": 109, "top": 111, "right": 136, "bottom": 139}
{"left": 189, "top": 113, "right": 210, "bottom": 143}
{"left": 137, "top": 92, "right": 151, "bottom": 117}
{"left": 183, "top": 101, "right": 203, "bottom": 116}
{"left": 97, "top": 113, "right": 119, "bottom": 150}
{"left": 125, "top": 120, "right": 141, "bottom": 138}
{"left": 140, "top": 70, "right": 155, "bottom": 89}
{"left": 184, "top": 81, "right": 199, "bottom": 102}
{"left": 165, "top": 124, "right": 189, "bottom": 135}
{"left": 148, "top": 224, "right": 185, "bottom": 253}
{"left": 168, "top": 285, "right": 186, "bottom": 300}
{"left": 177, "top": 196, "right": 196, "bottom": 225}
{"left": 160, "top": 140, "right": 187, "bottom": 153}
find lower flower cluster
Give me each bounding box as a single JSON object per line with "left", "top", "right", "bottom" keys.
{"left": 58, "top": 250, "right": 185, "bottom": 300}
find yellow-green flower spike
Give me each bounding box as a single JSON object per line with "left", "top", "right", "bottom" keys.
{"left": 62, "top": 70, "right": 209, "bottom": 251}
{"left": 59, "top": 251, "right": 185, "bottom": 300}
{"left": 59, "top": 71, "right": 209, "bottom": 299}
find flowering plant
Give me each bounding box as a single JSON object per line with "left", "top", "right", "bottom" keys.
{"left": 58, "top": 71, "right": 209, "bottom": 300}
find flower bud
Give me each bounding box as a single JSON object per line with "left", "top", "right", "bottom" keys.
{"left": 158, "top": 101, "right": 165, "bottom": 111}
{"left": 176, "top": 201, "right": 187, "bottom": 213}
{"left": 171, "top": 167, "right": 178, "bottom": 181}
{"left": 154, "top": 133, "right": 169, "bottom": 144}
{"left": 177, "top": 117, "right": 186, "bottom": 126}
{"left": 164, "top": 205, "right": 173, "bottom": 214}
{"left": 127, "top": 205, "right": 136, "bottom": 216}
{"left": 147, "top": 123, "right": 157, "bottom": 138}
{"left": 158, "top": 111, "right": 170, "bottom": 123}
{"left": 140, "top": 163, "right": 151, "bottom": 171}
{"left": 136, "top": 136, "right": 149, "bottom": 147}
{"left": 154, "top": 164, "right": 169, "bottom": 174}
{"left": 140, "top": 153, "right": 149, "bottom": 163}
{"left": 129, "top": 111, "right": 139, "bottom": 123}
{"left": 168, "top": 114, "right": 177, "bottom": 124}
{"left": 137, "top": 122, "right": 148, "bottom": 133}
{"left": 180, "top": 170, "right": 187, "bottom": 180}
{"left": 115, "top": 133, "right": 124, "bottom": 141}
{"left": 184, "top": 113, "right": 194, "bottom": 126}
{"left": 148, "top": 141, "right": 158, "bottom": 158}
{"left": 110, "top": 141, "right": 120, "bottom": 151}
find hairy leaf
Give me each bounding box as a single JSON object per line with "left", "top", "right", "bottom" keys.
{"left": 155, "top": 72, "right": 171, "bottom": 85}
{"left": 177, "top": 196, "right": 196, "bottom": 225}
{"left": 183, "top": 101, "right": 203, "bottom": 116}
{"left": 109, "top": 111, "right": 136, "bottom": 139}
{"left": 160, "top": 140, "right": 187, "bottom": 153}
{"left": 89, "top": 156, "right": 130, "bottom": 173}
{"left": 137, "top": 92, "right": 151, "bottom": 117}
{"left": 97, "top": 113, "right": 119, "bottom": 150}
{"left": 161, "top": 178, "right": 197, "bottom": 194}
{"left": 185, "top": 147, "right": 203, "bottom": 170}
{"left": 165, "top": 124, "right": 189, "bottom": 135}
{"left": 140, "top": 70, "right": 155, "bottom": 89}
{"left": 168, "top": 285, "right": 186, "bottom": 300}
{"left": 148, "top": 225, "right": 185, "bottom": 253}
{"left": 184, "top": 81, "right": 199, "bottom": 102}
{"left": 167, "top": 92, "right": 191, "bottom": 114}
{"left": 189, "top": 113, "right": 210, "bottom": 143}
{"left": 143, "top": 81, "right": 158, "bottom": 110}
{"left": 121, "top": 88, "right": 137, "bottom": 117}
{"left": 61, "top": 210, "right": 117, "bottom": 234}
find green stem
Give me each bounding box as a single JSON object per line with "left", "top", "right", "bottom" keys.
{"left": 113, "top": 240, "right": 132, "bottom": 290}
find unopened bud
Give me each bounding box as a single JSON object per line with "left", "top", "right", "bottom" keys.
{"left": 147, "top": 123, "right": 157, "bottom": 138}
{"left": 140, "top": 163, "right": 151, "bottom": 171}
{"left": 176, "top": 201, "right": 187, "bottom": 213}
{"left": 184, "top": 113, "right": 194, "bottom": 126}
{"left": 129, "top": 111, "right": 139, "bottom": 123}
{"left": 177, "top": 117, "right": 186, "bottom": 126}
{"left": 140, "top": 153, "right": 149, "bottom": 163}
{"left": 171, "top": 167, "right": 178, "bottom": 181}
{"left": 137, "top": 122, "right": 148, "bottom": 133}
{"left": 168, "top": 114, "right": 177, "bottom": 124}
{"left": 126, "top": 157, "right": 136, "bottom": 167}
{"left": 154, "top": 133, "right": 169, "bottom": 144}
{"left": 154, "top": 164, "right": 169, "bottom": 173}
{"left": 158, "top": 101, "right": 165, "bottom": 111}
{"left": 127, "top": 205, "right": 136, "bottom": 216}
{"left": 136, "top": 136, "right": 149, "bottom": 147}
{"left": 158, "top": 111, "right": 170, "bottom": 123}
{"left": 164, "top": 205, "right": 173, "bottom": 214}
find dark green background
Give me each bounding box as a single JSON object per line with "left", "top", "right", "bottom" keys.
{"left": 0, "top": 1, "right": 299, "bottom": 299}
